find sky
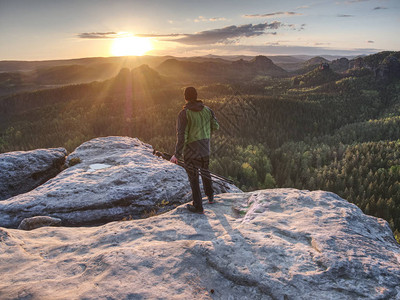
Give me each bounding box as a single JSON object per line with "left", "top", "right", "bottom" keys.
{"left": 0, "top": 0, "right": 399, "bottom": 60}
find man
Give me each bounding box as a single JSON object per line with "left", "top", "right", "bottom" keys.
{"left": 170, "top": 87, "right": 219, "bottom": 214}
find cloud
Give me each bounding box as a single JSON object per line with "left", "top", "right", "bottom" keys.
{"left": 172, "top": 22, "right": 283, "bottom": 45}
{"left": 373, "top": 6, "right": 387, "bottom": 10}
{"left": 342, "top": 0, "right": 369, "bottom": 3}
{"left": 78, "top": 32, "right": 118, "bottom": 39}
{"left": 337, "top": 14, "right": 354, "bottom": 17}
{"left": 265, "top": 42, "right": 281, "bottom": 46}
{"left": 194, "top": 16, "right": 227, "bottom": 22}
{"left": 81, "top": 21, "right": 290, "bottom": 46}
{"left": 286, "top": 23, "right": 306, "bottom": 31}
{"left": 367, "top": 40, "right": 374, "bottom": 43}
{"left": 335, "top": 0, "right": 370, "bottom": 5}
{"left": 209, "top": 17, "right": 227, "bottom": 22}
{"left": 136, "top": 33, "right": 184, "bottom": 38}
{"left": 244, "top": 12, "right": 302, "bottom": 18}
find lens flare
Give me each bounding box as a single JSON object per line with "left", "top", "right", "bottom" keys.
{"left": 111, "top": 35, "right": 153, "bottom": 56}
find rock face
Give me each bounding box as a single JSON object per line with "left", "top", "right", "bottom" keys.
{"left": 0, "top": 148, "right": 67, "bottom": 200}
{"left": 375, "top": 55, "right": 400, "bottom": 81}
{"left": 18, "top": 216, "right": 62, "bottom": 230}
{"left": 0, "top": 137, "right": 240, "bottom": 228}
{"left": 0, "top": 189, "right": 399, "bottom": 299}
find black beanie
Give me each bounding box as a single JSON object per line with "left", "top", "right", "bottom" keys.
{"left": 184, "top": 87, "right": 197, "bottom": 102}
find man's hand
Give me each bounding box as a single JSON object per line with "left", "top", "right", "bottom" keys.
{"left": 170, "top": 155, "right": 178, "bottom": 164}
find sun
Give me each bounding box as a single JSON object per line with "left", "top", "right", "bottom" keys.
{"left": 111, "top": 36, "right": 153, "bottom": 56}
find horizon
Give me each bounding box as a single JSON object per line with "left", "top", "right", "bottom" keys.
{"left": 0, "top": 0, "right": 399, "bottom": 61}
{"left": 0, "top": 52, "right": 367, "bottom": 63}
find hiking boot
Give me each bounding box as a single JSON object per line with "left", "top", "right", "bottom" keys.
{"left": 186, "top": 204, "right": 204, "bottom": 214}
{"left": 208, "top": 195, "right": 215, "bottom": 204}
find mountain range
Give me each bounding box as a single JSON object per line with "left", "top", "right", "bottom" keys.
{"left": 2, "top": 52, "right": 399, "bottom": 98}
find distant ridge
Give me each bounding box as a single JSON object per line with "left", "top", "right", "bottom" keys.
{"left": 0, "top": 52, "right": 396, "bottom": 97}
{"left": 157, "top": 55, "right": 287, "bottom": 82}
{"left": 292, "top": 56, "right": 331, "bottom": 75}
{"left": 0, "top": 56, "right": 171, "bottom": 72}
{"left": 304, "top": 56, "right": 330, "bottom": 66}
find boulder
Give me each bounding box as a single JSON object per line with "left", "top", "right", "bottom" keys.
{"left": 0, "top": 148, "right": 67, "bottom": 200}
{"left": 18, "top": 216, "right": 62, "bottom": 230}
{"left": 0, "top": 189, "right": 399, "bottom": 299}
{"left": 0, "top": 137, "right": 240, "bottom": 228}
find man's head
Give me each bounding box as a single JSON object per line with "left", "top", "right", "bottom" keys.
{"left": 184, "top": 87, "right": 197, "bottom": 102}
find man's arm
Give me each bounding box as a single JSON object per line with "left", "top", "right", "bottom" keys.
{"left": 172, "top": 110, "right": 187, "bottom": 162}
{"left": 208, "top": 108, "right": 219, "bottom": 132}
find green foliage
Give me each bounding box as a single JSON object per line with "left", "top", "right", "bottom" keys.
{"left": 362, "top": 51, "right": 400, "bottom": 69}
{"left": 294, "top": 67, "right": 341, "bottom": 87}
{"left": 198, "top": 83, "right": 233, "bottom": 97}
{"left": 210, "top": 143, "right": 274, "bottom": 191}
{"left": 264, "top": 173, "right": 276, "bottom": 188}
{"left": 394, "top": 229, "right": 400, "bottom": 244}
{"left": 344, "top": 67, "right": 373, "bottom": 78}
{"left": 307, "top": 116, "right": 400, "bottom": 146}
{"left": 68, "top": 157, "right": 81, "bottom": 167}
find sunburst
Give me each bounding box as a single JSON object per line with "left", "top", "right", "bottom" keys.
{"left": 111, "top": 35, "right": 153, "bottom": 56}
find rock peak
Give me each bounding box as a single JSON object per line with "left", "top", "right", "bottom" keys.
{"left": 251, "top": 55, "right": 273, "bottom": 65}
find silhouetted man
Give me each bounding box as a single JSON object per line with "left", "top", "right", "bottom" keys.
{"left": 170, "top": 87, "right": 219, "bottom": 213}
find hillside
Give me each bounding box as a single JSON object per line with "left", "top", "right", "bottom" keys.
{"left": 289, "top": 56, "right": 330, "bottom": 75}
{"left": 293, "top": 65, "right": 341, "bottom": 87}
{"left": 0, "top": 64, "right": 171, "bottom": 119}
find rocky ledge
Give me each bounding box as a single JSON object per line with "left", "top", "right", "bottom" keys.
{"left": 0, "top": 137, "right": 240, "bottom": 228}
{"left": 0, "top": 189, "right": 399, "bottom": 299}
{"left": 0, "top": 148, "right": 67, "bottom": 200}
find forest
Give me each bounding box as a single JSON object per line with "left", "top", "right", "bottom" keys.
{"left": 1, "top": 51, "right": 399, "bottom": 242}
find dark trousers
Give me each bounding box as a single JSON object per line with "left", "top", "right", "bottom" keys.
{"left": 184, "top": 156, "right": 214, "bottom": 210}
